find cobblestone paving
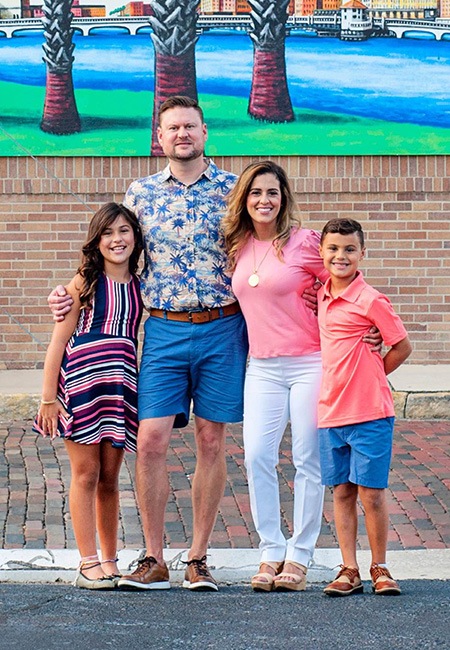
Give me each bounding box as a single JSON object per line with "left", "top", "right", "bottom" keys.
{"left": 0, "top": 420, "right": 448, "bottom": 551}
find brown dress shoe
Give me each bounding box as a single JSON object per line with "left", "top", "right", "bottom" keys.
{"left": 370, "top": 564, "right": 401, "bottom": 595}
{"left": 323, "top": 565, "right": 363, "bottom": 597}
{"left": 118, "top": 556, "right": 170, "bottom": 590}
{"left": 183, "top": 556, "right": 218, "bottom": 591}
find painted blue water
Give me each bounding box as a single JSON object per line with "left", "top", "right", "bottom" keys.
{"left": 0, "top": 30, "right": 449, "bottom": 128}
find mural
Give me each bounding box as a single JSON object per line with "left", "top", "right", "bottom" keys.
{"left": 1, "top": 0, "right": 450, "bottom": 156}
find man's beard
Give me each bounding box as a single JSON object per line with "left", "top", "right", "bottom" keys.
{"left": 169, "top": 143, "right": 204, "bottom": 162}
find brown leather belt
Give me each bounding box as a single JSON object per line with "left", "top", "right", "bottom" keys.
{"left": 148, "top": 302, "right": 241, "bottom": 324}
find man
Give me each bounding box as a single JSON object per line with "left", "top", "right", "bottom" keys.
{"left": 49, "top": 96, "right": 248, "bottom": 591}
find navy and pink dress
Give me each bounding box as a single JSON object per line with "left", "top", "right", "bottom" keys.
{"left": 34, "top": 273, "right": 142, "bottom": 452}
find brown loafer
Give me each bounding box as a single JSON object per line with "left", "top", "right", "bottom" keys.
{"left": 370, "top": 564, "right": 401, "bottom": 595}
{"left": 323, "top": 565, "right": 363, "bottom": 597}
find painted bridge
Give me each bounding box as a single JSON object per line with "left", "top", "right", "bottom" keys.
{"left": 0, "top": 13, "right": 450, "bottom": 40}
{"left": 379, "top": 18, "right": 450, "bottom": 40}
{"left": 0, "top": 14, "right": 254, "bottom": 38}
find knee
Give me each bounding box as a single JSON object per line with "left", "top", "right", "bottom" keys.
{"left": 73, "top": 466, "right": 100, "bottom": 492}
{"left": 359, "top": 487, "right": 385, "bottom": 511}
{"left": 137, "top": 423, "right": 170, "bottom": 460}
{"left": 333, "top": 482, "right": 357, "bottom": 504}
{"left": 195, "top": 421, "right": 225, "bottom": 460}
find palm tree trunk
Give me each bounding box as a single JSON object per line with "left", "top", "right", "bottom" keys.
{"left": 248, "top": 45, "right": 294, "bottom": 122}
{"left": 151, "top": 49, "right": 198, "bottom": 156}
{"left": 41, "top": 71, "right": 81, "bottom": 134}
{"left": 247, "top": 0, "right": 294, "bottom": 123}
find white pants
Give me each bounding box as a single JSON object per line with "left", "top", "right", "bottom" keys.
{"left": 243, "top": 353, "right": 324, "bottom": 567}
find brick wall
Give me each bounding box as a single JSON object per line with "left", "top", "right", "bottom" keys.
{"left": 0, "top": 155, "right": 449, "bottom": 369}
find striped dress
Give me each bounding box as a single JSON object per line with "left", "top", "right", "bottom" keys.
{"left": 36, "top": 273, "right": 143, "bottom": 452}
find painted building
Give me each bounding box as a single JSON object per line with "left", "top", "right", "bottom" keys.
{"left": 235, "top": 0, "right": 252, "bottom": 13}
{"left": 366, "top": 0, "right": 437, "bottom": 7}
{"left": 295, "top": 0, "right": 341, "bottom": 15}
{"left": 340, "top": 0, "right": 372, "bottom": 39}
{"left": 368, "top": 0, "right": 438, "bottom": 19}
{"left": 441, "top": 0, "right": 450, "bottom": 17}
{"left": 0, "top": 1, "right": 21, "bottom": 18}
{"left": 201, "top": 0, "right": 242, "bottom": 12}
{"left": 295, "top": 0, "right": 318, "bottom": 15}
{"left": 201, "top": 0, "right": 221, "bottom": 12}
{"left": 124, "top": 1, "right": 144, "bottom": 15}
{"left": 220, "top": 0, "right": 235, "bottom": 11}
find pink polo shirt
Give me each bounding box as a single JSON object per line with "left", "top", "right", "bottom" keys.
{"left": 232, "top": 228, "right": 328, "bottom": 358}
{"left": 317, "top": 271, "right": 408, "bottom": 428}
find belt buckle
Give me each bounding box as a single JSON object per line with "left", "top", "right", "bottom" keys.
{"left": 188, "top": 308, "right": 211, "bottom": 323}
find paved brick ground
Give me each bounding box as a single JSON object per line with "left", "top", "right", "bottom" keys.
{"left": 0, "top": 420, "right": 448, "bottom": 551}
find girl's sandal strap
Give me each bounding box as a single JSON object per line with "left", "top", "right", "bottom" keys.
{"left": 101, "top": 559, "right": 121, "bottom": 579}
{"left": 80, "top": 560, "right": 101, "bottom": 570}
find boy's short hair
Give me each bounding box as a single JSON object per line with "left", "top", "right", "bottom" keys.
{"left": 320, "top": 218, "right": 365, "bottom": 247}
{"left": 157, "top": 95, "right": 204, "bottom": 126}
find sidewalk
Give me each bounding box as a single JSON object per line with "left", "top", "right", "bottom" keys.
{"left": 1, "top": 365, "right": 450, "bottom": 421}
{"left": 1, "top": 416, "right": 449, "bottom": 584}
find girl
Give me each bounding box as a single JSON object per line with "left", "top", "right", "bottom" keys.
{"left": 34, "top": 202, "right": 143, "bottom": 590}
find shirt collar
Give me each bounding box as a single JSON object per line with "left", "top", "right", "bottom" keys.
{"left": 161, "top": 158, "right": 216, "bottom": 185}
{"left": 322, "top": 270, "right": 365, "bottom": 303}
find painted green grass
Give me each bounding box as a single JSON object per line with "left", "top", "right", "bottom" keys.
{"left": 1, "top": 80, "right": 450, "bottom": 156}
{"left": 0, "top": 81, "right": 153, "bottom": 156}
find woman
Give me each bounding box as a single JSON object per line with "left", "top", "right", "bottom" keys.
{"left": 223, "top": 161, "right": 329, "bottom": 591}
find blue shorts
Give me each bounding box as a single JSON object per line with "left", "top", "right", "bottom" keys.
{"left": 138, "top": 313, "right": 248, "bottom": 427}
{"left": 319, "top": 417, "right": 395, "bottom": 489}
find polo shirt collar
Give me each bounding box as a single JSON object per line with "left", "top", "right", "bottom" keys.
{"left": 322, "top": 270, "right": 365, "bottom": 303}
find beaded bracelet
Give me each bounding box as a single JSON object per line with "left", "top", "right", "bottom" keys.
{"left": 41, "top": 399, "right": 58, "bottom": 405}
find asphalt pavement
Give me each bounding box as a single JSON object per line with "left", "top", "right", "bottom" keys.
{"left": 0, "top": 581, "right": 448, "bottom": 650}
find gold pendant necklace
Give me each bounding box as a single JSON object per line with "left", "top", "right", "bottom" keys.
{"left": 248, "top": 238, "right": 274, "bottom": 288}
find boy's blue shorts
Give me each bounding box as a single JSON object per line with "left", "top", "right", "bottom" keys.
{"left": 318, "top": 417, "right": 395, "bottom": 489}
{"left": 138, "top": 312, "right": 248, "bottom": 427}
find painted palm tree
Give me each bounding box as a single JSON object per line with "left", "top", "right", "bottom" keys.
{"left": 248, "top": 0, "right": 294, "bottom": 123}
{"left": 40, "top": 0, "right": 80, "bottom": 134}
{"left": 149, "top": 0, "right": 200, "bottom": 155}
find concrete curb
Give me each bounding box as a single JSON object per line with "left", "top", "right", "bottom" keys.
{"left": 1, "top": 548, "right": 449, "bottom": 585}
{"left": 2, "top": 391, "right": 450, "bottom": 422}
{"left": 1, "top": 367, "right": 450, "bottom": 420}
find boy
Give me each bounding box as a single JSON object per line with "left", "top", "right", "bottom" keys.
{"left": 317, "top": 218, "right": 412, "bottom": 597}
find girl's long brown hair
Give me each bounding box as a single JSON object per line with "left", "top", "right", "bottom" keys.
{"left": 78, "top": 202, "right": 142, "bottom": 308}
{"left": 223, "top": 161, "right": 300, "bottom": 271}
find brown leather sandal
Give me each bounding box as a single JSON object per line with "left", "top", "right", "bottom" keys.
{"left": 273, "top": 561, "right": 307, "bottom": 592}
{"left": 251, "top": 561, "right": 284, "bottom": 592}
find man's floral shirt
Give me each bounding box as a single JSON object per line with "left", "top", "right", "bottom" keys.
{"left": 124, "top": 160, "right": 237, "bottom": 311}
